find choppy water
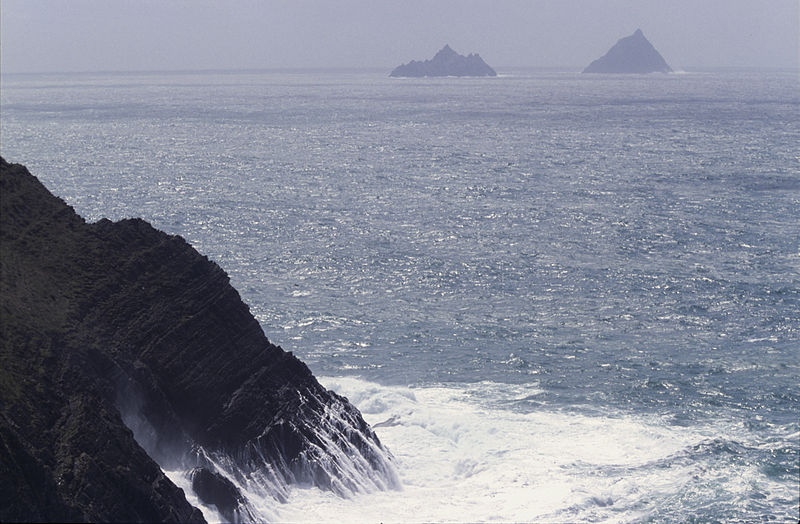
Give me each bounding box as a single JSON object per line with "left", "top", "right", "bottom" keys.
{"left": 2, "top": 69, "right": 798, "bottom": 522}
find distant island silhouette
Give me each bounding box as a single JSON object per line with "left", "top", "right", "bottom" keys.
{"left": 390, "top": 45, "right": 497, "bottom": 77}
{"left": 583, "top": 29, "right": 672, "bottom": 74}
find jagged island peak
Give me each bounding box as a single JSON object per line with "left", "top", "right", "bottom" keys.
{"left": 583, "top": 28, "right": 672, "bottom": 74}
{"left": 390, "top": 44, "right": 497, "bottom": 77}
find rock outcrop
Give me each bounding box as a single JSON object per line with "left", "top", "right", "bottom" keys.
{"left": 390, "top": 44, "right": 497, "bottom": 77}
{"left": 0, "top": 158, "right": 398, "bottom": 522}
{"left": 190, "top": 467, "right": 256, "bottom": 523}
{"left": 582, "top": 29, "right": 672, "bottom": 74}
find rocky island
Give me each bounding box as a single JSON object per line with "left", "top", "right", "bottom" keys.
{"left": 0, "top": 158, "right": 398, "bottom": 522}
{"left": 390, "top": 44, "right": 497, "bottom": 77}
{"left": 582, "top": 29, "right": 672, "bottom": 74}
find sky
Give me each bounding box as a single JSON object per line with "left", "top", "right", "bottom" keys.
{"left": 1, "top": 0, "right": 798, "bottom": 74}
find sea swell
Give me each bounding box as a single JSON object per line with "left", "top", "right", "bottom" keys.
{"left": 1, "top": 69, "right": 797, "bottom": 522}
{"left": 268, "top": 376, "right": 799, "bottom": 523}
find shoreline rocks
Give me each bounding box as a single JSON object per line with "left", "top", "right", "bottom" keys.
{"left": 0, "top": 157, "right": 397, "bottom": 522}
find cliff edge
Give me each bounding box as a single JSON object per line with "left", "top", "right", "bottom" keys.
{"left": 0, "top": 158, "right": 397, "bottom": 522}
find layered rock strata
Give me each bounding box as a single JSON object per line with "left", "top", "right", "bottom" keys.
{"left": 0, "top": 158, "right": 397, "bottom": 522}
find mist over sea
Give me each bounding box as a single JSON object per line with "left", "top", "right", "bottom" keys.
{"left": 1, "top": 69, "right": 798, "bottom": 522}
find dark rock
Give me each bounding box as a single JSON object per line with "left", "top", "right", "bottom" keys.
{"left": 583, "top": 29, "right": 672, "bottom": 74}
{"left": 390, "top": 44, "right": 497, "bottom": 77}
{"left": 0, "top": 157, "right": 396, "bottom": 522}
{"left": 190, "top": 468, "right": 252, "bottom": 523}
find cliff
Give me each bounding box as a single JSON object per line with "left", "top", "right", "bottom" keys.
{"left": 390, "top": 45, "right": 497, "bottom": 77}
{"left": 0, "top": 158, "right": 397, "bottom": 522}
{"left": 582, "top": 29, "right": 672, "bottom": 74}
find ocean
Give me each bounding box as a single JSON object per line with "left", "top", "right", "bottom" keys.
{"left": 1, "top": 69, "right": 798, "bottom": 522}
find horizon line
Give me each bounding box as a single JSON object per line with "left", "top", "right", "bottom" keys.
{"left": 2, "top": 64, "right": 798, "bottom": 77}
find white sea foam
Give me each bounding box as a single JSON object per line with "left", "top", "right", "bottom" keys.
{"left": 164, "top": 469, "right": 227, "bottom": 524}
{"left": 157, "top": 382, "right": 401, "bottom": 523}
{"left": 269, "top": 376, "right": 796, "bottom": 523}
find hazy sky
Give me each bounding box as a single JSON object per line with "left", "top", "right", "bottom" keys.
{"left": 1, "top": 0, "right": 798, "bottom": 73}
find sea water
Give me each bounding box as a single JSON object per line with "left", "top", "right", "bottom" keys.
{"left": 1, "top": 69, "right": 798, "bottom": 522}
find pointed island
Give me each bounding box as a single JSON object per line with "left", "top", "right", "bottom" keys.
{"left": 583, "top": 29, "right": 672, "bottom": 74}
{"left": 390, "top": 45, "right": 497, "bottom": 77}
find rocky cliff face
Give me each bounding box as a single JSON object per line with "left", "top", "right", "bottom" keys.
{"left": 583, "top": 29, "right": 672, "bottom": 74}
{"left": 0, "top": 158, "right": 397, "bottom": 522}
{"left": 390, "top": 44, "right": 497, "bottom": 77}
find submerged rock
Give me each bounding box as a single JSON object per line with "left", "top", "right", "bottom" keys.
{"left": 0, "top": 157, "right": 398, "bottom": 522}
{"left": 390, "top": 44, "right": 497, "bottom": 77}
{"left": 583, "top": 29, "right": 672, "bottom": 74}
